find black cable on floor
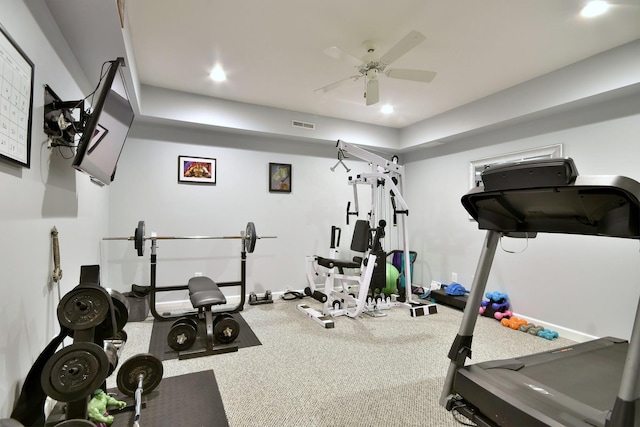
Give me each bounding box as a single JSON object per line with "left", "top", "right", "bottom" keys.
{"left": 280, "top": 290, "right": 306, "bottom": 300}
{"left": 451, "top": 405, "right": 478, "bottom": 427}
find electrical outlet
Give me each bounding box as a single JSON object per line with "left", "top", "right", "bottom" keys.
{"left": 452, "top": 272, "right": 458, "bottom": 282}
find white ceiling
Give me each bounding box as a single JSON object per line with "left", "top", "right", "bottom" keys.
{"left": 121, "top": 0, "right": 640, "bottom": 129}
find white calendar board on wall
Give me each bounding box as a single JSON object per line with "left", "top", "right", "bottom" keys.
{"left": 0, "top": 24, "right": 34, "bottom": 168}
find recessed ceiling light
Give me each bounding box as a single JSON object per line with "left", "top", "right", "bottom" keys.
{"left": 209, "top": 64, "right": 226, "bottom": 82}
{"left": 381, "top": 104, "right": 394, "bottom": 114}
{"left": 581, "top": 0, "right": 610, "bottom": 17}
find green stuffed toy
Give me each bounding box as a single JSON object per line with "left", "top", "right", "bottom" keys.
{"left": 87, "top": 389, "right": 126, "bottom": 426}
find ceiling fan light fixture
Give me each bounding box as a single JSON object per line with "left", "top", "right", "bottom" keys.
{"left": 381, "top": 105, "right": 394, "bottom": 114}
{"left": 317, "top": 30, "right": 436, "bottom": 107}
{"left": 580, "top": 0, "right": 610, "bottom": 17}
{"left": 209, "top": 64, "right": 226, "bottom": 82}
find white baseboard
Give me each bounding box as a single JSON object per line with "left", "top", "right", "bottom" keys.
{"left": 155, "top": 295, "right": 596, "bottom": 343}
{"left": 154, "top": 291, "right": 289, "bottom": 315}
{"left": 512, "top": 312, "right": 598, "bottom": 343}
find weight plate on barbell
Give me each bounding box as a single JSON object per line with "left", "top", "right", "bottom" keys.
{"left": 245, "top": 222, "right": 257, "bottom": 253}
{"left": 94, "top": 288, "right": 130, "bottom": 341}
{"left": 134, "top": 221, "right": 145, "bottom": 257}
{"left": 213, "top": 313, "right": 240, "bottom": 344}
{"left": 167, "top": 321, "right": 198, "bottom": 351}
{"left": 57, "top": 286, "right": 111, "bottom": 331}
{"left": 41, "top": 342, "right": 110, "bottom": 402}
{"left": 116, "top": 353, "right": 164, "bottom": 397}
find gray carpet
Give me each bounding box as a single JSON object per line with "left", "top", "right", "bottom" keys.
{"left": 108, "top": 298, "right": 576, "bottom": 427}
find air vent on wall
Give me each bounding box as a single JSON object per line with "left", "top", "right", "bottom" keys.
{"left": 292, "top": 120, "right": 315, "bottom": 130}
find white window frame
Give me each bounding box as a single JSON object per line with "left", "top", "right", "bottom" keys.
{"left": 469, "top": 144, "right": 563, "bottom": 190}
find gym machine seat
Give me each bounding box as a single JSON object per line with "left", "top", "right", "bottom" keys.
{"left": 440, "top": 157, "right": 640, "bottom": 427}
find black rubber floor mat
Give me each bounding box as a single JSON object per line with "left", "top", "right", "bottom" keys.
{"left": 149, "top": 312, "right": 261, "bottom": 361}
{"left": 110, "top": 370, "right": 229, "bottom": 427}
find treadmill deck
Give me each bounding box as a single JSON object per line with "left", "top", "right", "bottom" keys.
{"left": 454, "top": 337, "right": 628, "bottom": 426}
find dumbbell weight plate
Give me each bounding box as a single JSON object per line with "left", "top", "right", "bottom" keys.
{"left": 94, "top": 288, "right": 130, "bottom": 341}
{"left": 114, "top": 329, "right": 128, "bottom": 342}
{"left": 171, "top": 316, "right": 198, "bottom": 330}
{"left": 55, "top": 420, "right": 96, "bottom": 426}
{"left": 213, "top": 313, "right": 240, "bottom": 344}
{"left": 167, "top": 318, "right": 198, "bottom": 351}
{"left": 41, "top": 342, "right": 110, "bottom": 402}
{"left": 103, "top": 341, "right": 119, "bottom": 377}
{"left": 57, "top": 286, "right": 111, "bottom": 332}
{"left": 116, "top": 354, "right": 164, "bottom": 397}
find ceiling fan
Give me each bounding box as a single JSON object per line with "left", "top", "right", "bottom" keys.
{"left": 315, "top": 30, "right": 437, "bottom": 106}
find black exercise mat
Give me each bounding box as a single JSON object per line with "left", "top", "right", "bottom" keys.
{"left": 149, "top": 312, "right": 261, "bottom": 361}
{"left": 110, "top": 370, "right": 229, "bottom": 427}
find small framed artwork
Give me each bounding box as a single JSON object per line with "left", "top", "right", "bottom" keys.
{"left": 178, "top": 156, "right": 216, "bottom": 184}
{"left": 269, "top": 163, "right": 292, "bottom": 193}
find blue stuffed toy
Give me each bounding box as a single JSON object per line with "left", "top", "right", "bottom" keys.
{"left": 445, "top": 283, "right": 469, "bottom": 296}
{"left": 485, "top": 291, "right": 508, "bottom": 303}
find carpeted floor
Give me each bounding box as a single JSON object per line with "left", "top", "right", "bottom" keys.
{"left": 107, "top": 298, "right": 577, "bottom": 427}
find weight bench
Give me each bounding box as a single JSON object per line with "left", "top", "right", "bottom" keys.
{"left": 167, "top": 276, "right": 240, "bottom": 359}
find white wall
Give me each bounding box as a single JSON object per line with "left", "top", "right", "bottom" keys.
{"left": 0, "top": 1, "right": 110, "bottom": 418}
{"left": 406, "top": 109, "right": 640, "bottom": 341}
{"left": 104, "top": 122, "right": 374, "bottom": 303}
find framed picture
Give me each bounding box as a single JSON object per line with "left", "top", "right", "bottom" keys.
{"left": 178, "top": 156, "right": 216, "bottom": 184}
{"left": 0, "top": 23, "right": 34, "bottom": 168}
{"left": 269, "top": 163, "right": 291, "bottom": 193}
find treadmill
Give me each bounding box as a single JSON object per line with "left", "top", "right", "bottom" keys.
{"left": 440, "top": 157, "right": 640, "bottom": 427}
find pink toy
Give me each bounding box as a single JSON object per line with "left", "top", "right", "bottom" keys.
{"left": 480, "top": 291, "right": 511, "bottom": 320}
{"left": 494, "top": 310, "right": 512, "bottom": 320}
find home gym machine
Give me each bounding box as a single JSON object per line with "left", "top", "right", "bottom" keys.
{"left": 299, "top": 140, "right": 436, "bottom": 327}
{"left": 441, "top": 157, "right": 640, "bottom": 426}
{"left": 104, "top": 221, "right": 276, "bottom": 359}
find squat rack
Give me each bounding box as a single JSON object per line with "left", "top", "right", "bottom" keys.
{"left": 103, "top": 220, "right": 276, "bottom": 321}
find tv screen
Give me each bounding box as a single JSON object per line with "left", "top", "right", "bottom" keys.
{"left": 72, "top": 58, "right": 134, "bottom": 186}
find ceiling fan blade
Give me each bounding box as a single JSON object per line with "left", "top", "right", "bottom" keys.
{"left": 380, "top": 30, "right": 426, "bottom": 65}
{"left": 365, "top": 78, "right": 379, "bottom": 106}
{"left": 385, "top": 68, "right": 437, "bottom": 83}
{"left": 323, "top": 46, "right": 363, "bottom": 67}
{"left": 314, "top": 75, "right": 361, "bottom": 94}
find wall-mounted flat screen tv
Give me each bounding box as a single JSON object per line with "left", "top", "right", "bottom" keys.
{"left": 72, "top": 58, "right": 134, "bottom": 186}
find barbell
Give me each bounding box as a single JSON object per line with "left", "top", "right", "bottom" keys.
{"left": 103, "top": 220, "right": 276, "bottom": 256}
